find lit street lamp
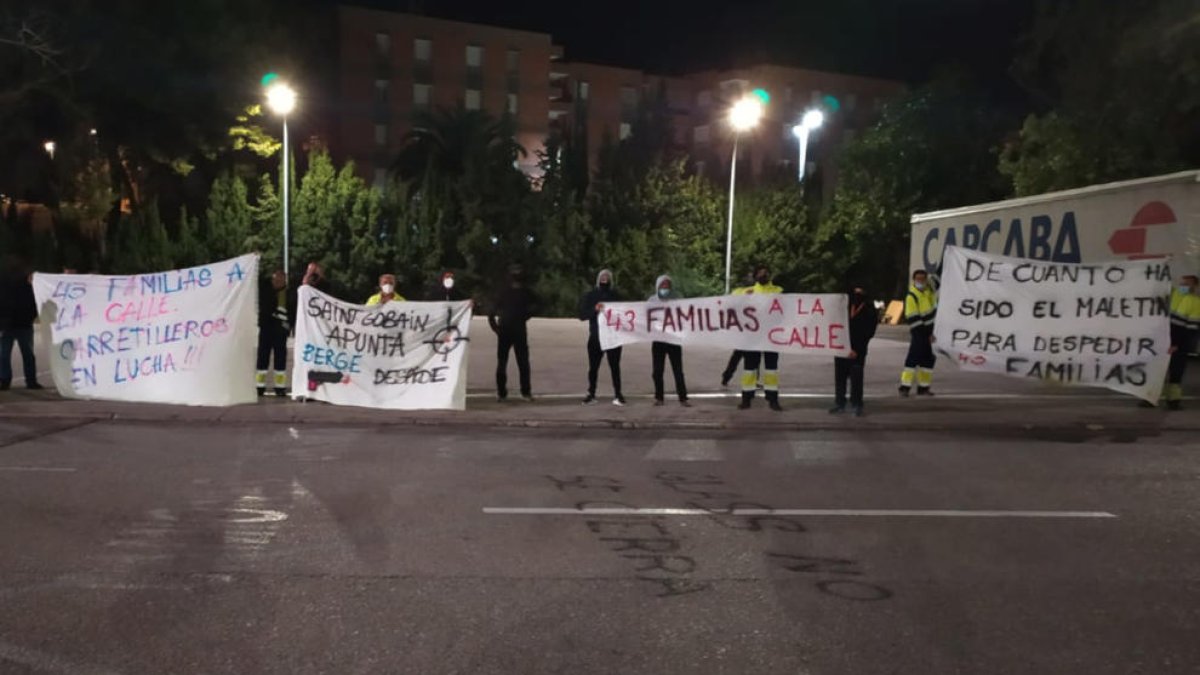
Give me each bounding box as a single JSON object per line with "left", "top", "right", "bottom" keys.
{"left": 43, "top": 140, "right": 56, "bottom": 159}
{"left": 724, "top": 95, "right": 764, "bottom": 294}
{"left": 791, "top": 108, "right": 825, "bottom": 183}
{"left": 265, "top": 79, "right": 297, "bottom": 280}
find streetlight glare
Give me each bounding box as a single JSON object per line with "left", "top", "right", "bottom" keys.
{"left": 803, "top": 109, "right": 825, "bottom": 130}
{"left": 266, "top": 83, "right": 297, "bottom": 116}
{"left": 729, "top": 97, "right": 763, "bottom": 132}
{"left": 43, "top": 140, "right": 56, "bottom": 158}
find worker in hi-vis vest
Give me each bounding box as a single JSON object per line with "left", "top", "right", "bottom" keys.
{"left": 899, "top": 268, "right": 937, "bottom": 397}
{"left": 734, "top": 264, "right": 784, "bottom": 411}
{"left": 1164, "top": 274, "right": 1200, "bottom": 410}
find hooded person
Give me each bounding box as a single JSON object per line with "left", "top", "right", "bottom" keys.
{"left": 829, "top": 284, "right": 878, "bottom": 416}
{"left": 489, "top": 265, "right": 540, "bottom": 401}
{"left": 428, "top": 270, "right": 467, "bottom": 302}
{"left": 578, "top": 268, "right": 624, "bottom": 405}
{"left": 0, "top": 257, "right": 42, "bottom": 391}
{"left": 648, "top": 274, "right": 690, "bottom": 406}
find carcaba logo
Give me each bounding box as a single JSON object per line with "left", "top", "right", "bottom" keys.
{"left": 1107, "top": 201, "right": 1176, "bottom": 259}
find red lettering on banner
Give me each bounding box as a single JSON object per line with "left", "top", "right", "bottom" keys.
{"left": 768, "top": 326, "right": 837, "bottom": 349}
{"left": 794, "top": 297, "right": 825, "bottom": 316}
{"left": 104, "top": 295, "right": 173, "bottom": 324}
{"left": 829, "top": 323, "right": 845, "bottom": 350}
{"left": 768, "top": 298, "right": 784, "bottom": 315}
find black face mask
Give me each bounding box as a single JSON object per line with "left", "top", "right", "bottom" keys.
{"left": 755, "top": 275, "right": 769, "bottom": 285}
{"left": 852, "top": 292, "right": 864, "bottom": 303}
{"left": 599, "top": 282, "right": 611, "bottom": 290}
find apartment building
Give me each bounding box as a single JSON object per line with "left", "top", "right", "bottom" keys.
{"left": 335, "top": 5, "right": 904, "bottom": 191}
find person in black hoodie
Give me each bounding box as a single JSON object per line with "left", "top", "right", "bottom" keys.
{"left": 427, "top": 270, "right": 467, "bottom": 302}
{"left": 256, "top": 269, "right": 295, "bottom": 397}
{"left": 0, "top": 257, "right": 42, "bottom": 391}
{"left": 489, "top": 265, "right": 539, "bottom": 401}
{"left": 830, "top": 285, "right": 878, "bottom": 416}
{"left": 578, "top": 268, "right": 624, "bottom": 405}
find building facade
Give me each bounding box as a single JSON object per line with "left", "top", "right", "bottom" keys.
{"left": 335, "top": 6, "right": 904, "bottom": 191}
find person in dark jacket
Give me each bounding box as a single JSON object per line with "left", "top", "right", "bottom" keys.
{"left": 830, "top": 285, "right": 878, "bottom": 416}
{"left": 256, "top": 269, "right": 295, "bottom": 397}
{"left": 648, "top": 274, "right": 690, "bottom": 406}
{"left": 0, "top": 257, "right": 43, "bottom": 391}
{"left": 489, "top": 265, "right": 539, "bottom": 401}
{"left": 427, "top": 270, "right": 467, "bottom": 302}
{"left": 579, "top": 268, "right": 624, "bottom": 405}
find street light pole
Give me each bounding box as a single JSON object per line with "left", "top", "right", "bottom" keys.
{"left": 724, "top": 95, "right": 764, "bottom": 294}
{"left": 265, "top": 81, "right": 297, "bottom": 281}
{"left": 281, "top": 116, "right": 289, "bottom": 281}
{"left": 792, "top": 109, "right": 825, "bottom": 184}
{"left": 724, "top": 135, "right": 738, "bottom": 294}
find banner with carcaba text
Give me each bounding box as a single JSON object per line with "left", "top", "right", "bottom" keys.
{"left": 292, "top": 286, "right": 471, "bottom": 410}
{"left": 934, "top": 246, "right": 1172, "bottom": 403}
{"left": 597, "top": 294, "right": 850, "bottom": 356}
{"left": 31, "top": 255, "right": 259, "bottom": 406}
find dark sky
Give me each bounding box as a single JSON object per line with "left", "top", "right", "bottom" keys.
{"left": 354, "top": 0, "right": 1038, "bottom": 87}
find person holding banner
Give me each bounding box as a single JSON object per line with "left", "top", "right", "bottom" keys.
{"left": 366, "top": 273, "right": 404, "bottom": 305}
{"left": 830, "top": 286, "right": 878, "bottom": 416}
{"left": 256, "top": 269, "right": 295, "bottom": 397}
{"left": 1164, "top": 274, "right": 1200, "bottom": 410}
{"left": 579, "top": 268, "right": 625, "bottom": 406}
{"left": 428, "top": 271, "right": 467, "bottom": 302}
{"left": 734, "top": 264, "right": 784, "bottom": 411}
{"left": 489, "top": 265, "right": 539, "bottom": 402}
{"left": 647, "top": 274, "right": 691, "bottom": 407}
{"left": 899, "top": 269, "right": 937, "bottom": 397}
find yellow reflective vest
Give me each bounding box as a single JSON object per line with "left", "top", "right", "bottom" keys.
{"left": 732, "top": 281, "right": 783, "bottom": 296}
{"left": 904, "top": 284, "right": 937, "bottom": 331}
{"left": 366, "top": 292, "right": 405, "bottom": 305}
{"left": 1169, "top": 288, "right": 1200, "bottom": 349}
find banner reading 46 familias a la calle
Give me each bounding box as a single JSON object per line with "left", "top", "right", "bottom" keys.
{"left": 598, "top": 293, "right": 850, "bottom": 356}
{"left": 292, "top": 286, "right": 472, "bottom": 410}
{"left": 935, "top": 246, "right": 1173, "bottom": 403}
{"left": 31, "top": 255, "right": 259, "bottom": 406}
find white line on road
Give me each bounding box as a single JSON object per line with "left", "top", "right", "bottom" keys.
{"left": 482, "top": 507, "right": 1118, "bottom": 518}
{"left": 463, "top": 392, "right": 1159, "bottom": 401}
{"left": 0, "top": 466, "right": 77, "bottom": 473}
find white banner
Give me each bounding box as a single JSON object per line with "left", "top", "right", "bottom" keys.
{"left": 935, "top": 246, "right": 1173, "bottom": 402}
{"left": 292, "top": 286, "right": 471, "bottom": 410}
{"left": 32, "top": 255, "right": 259, "bottom": 406}
{"left": 598, "top": 294, "right": 850, "bottom": 356}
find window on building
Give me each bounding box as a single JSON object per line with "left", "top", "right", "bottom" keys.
{"left": 577, "top": 81, "right": 589, "bottom": 100}
{"left": 374, "top": 124, "right": 388, "bottom": 146}
{"left": 695, "top": 160, "right": 706, "bottom": 175}
{"left": 413, "top": 83, "right": 431, "bottom": 107}
{"left": 620, "top": 86, "right": 638, "bottom": 107}
{"left": 506, "top": 49, "right": 519, "bottom": 72}
{"left": 720, "top": 79, "right": 748, "bottom": 98}
{"left": 507, "top": 93, "right": 519, "bottom": 114}
{"left": 619, "top": 123, "right": 632, "bottom": 140}
{"left": 697, "top": 90, "right": 712, "bottom": 108}
{"left": 693, "top": 125, "right": 710, "bottom": 144}
{"left": 466, "top": 45, "right": 483, "bottom": 67}
{"left": 811, "top": 89, "right": 823, "bottom": 105}
{"left": 465, "top": 89, "right": 482, "bottom": 110}
{"left": 373, "top": 168, "right": 388, "bottom": 189}
{"left": 785, "top": 86, "right": 793, "bottom": 103}
{"left": 374, "top": 79, "right": 389, "bottom": 105}
{"left": 874, "top": 97, "right": 884, "bottom": 112}
{"left": 375, "top": 32, "right": 391, "bottom": 57}
{"left": 414, "top": 38, "right": 431, "bottom": 62}
{"left": 846, "top": 93, "right": 858, "bottom": 111}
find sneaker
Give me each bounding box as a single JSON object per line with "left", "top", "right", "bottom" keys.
{"left": 769, "top": 400, "right": 783, "bottom": 412}
{"left": 828, "top": 405, "right": 846, "bottom": 415}
{"left": 521, "top": 394, "right": 535, "bottom": 402}
{"left": 613, "top": 396, "right": 626, "bottom": 406}
{"left": 680, "top": 399, "right": 692, "bottom": 407}
{"left": 1167, "top": 400, "right": 1183, "bottom": 411}
{"left": 257, "top": 387, "right": 266, "bottom": 397}
{"left": 653, "top": 399, "right": 665, "bottom": 407}
{"left": 581, "top": 395, "right": 597, "bottom": 405}
{"left": 917, "top": 387, "right": 934, "bottom": 397}
{"left": 274, "top": 388, "right": 287, "bottom": 397}
{"left": 898, "top": 386, "right": 911, "bottom": 397}
{"left": 853, "top": 406, "right": 864, "bottom": 417}
{"left": 27, "top": 382, "right": 44, "bottom": 390}
{"left": 497, "top": 395, "right": 508, "bottom": 402}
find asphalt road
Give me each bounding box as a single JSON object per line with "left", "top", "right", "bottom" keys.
{"left": 1, "top": 417, "right": 1198, "bottom": 674}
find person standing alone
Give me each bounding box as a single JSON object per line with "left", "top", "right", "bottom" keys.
{"left": 256, "top": 269, "right": 294, "bottom": 397}
{"left": 0, "top": 257, "right": 42, "bottom": 391}
{"left": 830, "top": 285, "right": 877, "bottom": 416}
{"left": 899, "top": 269, "right": 937, "bottom": 397}
{"left": 489, "top": 265, "right": 539, "bottom": 402}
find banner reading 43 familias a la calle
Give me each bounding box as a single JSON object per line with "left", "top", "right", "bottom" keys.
{"left": 598, "top": 293, "right": 850, "bottom": 356}
{"left": 292, "top": 286, "right": 472, "bottom": 410}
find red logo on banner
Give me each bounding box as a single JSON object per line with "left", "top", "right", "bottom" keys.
{"left": 1107, "top": 201, "right": 1175, "bottom": 259}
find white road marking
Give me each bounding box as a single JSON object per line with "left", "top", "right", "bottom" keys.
{"left": 0, "top": 466, "right": 76, "bottom": 473}
{"left": 482, "top": 507, "right": 1117, "bottom": 518}
{"left": 463, "top": 391, "right": 1165, "bottom": 401}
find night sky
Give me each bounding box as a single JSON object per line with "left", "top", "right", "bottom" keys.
{"left": 350, "top": 0, "right": 1038, "bottom": 88}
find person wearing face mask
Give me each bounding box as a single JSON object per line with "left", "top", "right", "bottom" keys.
{"left": 428, "top": 270, "right": 466, "bottom": 302}
{"left": 733, "top": 264, "right": 784, "bottom": 411}
{"left": 489, "top": 265, "right": 539, "bottom": 402}
{"left": 366, "top": 274, "right": 404, "bottom": 305}
{"left": 1162, "top": 274, "right": 1200, "bottom": 410}
{"left": 579, "top": 268, "right": 625, "bottom": 405}
{"left": 899, "top": 268, "right": 938, "bottom": 397}
{"left": 302, "top": 261, "right": 329, "bottom": 293}
{"left": 648, "top": 274, "right": 690, "bottom": 407}
{"left": 256, "top": 269, "right": 295, "bottom": 397}
{"left": 830, "top": 286, "right": 878, "bottom": 416}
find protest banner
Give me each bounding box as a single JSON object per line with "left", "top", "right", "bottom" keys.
{"left": 292, "top": 286, "right": 472, "bottom": 410}
{"left": 597, "top": 293, "right": 850, "bottom": 356}
{"left": 31, "top": 255, "right": 259, "bottom": 406}
{"left": 934, "top": 246, "right": 1173, "bottom": 402}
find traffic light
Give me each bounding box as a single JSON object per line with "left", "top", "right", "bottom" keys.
{"left": 821, "top": 94, "right": 841, "bottom": 112}
{"left": 752, "top": 88, "right": 770, "bottom": 105}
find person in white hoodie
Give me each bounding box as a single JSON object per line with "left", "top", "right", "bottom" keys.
{"left": 648, "top": 274, "right": 691, "bottom": 407}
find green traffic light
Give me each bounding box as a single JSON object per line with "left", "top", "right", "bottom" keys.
{"left": 752, "top": 88, "right": 770, "bottom": 105}
{"left": 261, "top": 72, "right": 279, "bottom": 87}
{"left": 822, "top": 94, "right": 841, "bottom": 112}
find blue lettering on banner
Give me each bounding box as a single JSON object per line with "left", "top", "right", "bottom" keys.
{"left": 923, "top": 212, "right": 1082, "bottom": 270}
{"left": 112, "top": 352, "right": 179, "bottom": 383}
{"left": 301, "top": 343, "right": 363, "bottom": 373}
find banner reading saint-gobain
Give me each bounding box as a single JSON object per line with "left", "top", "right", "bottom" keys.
{"left": 31, "top": 255, "right": 259, "bottom": 406}
{"left": 598, "top": 294, "right": 850, "bottom": 356}
{"left": 935, "top": 246, "right": 1173, "bottom": 402}
{"left": 292, "top": 286, "right": 472, "bottom": 410}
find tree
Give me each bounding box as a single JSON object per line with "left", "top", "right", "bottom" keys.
{"left": 204, "top": 172, "right": 252, "bottom": 261}
{"left": 107, "top": 201, "right": 171, "bottom": 274}
{"left": 247, "top": 173, "right": 283, "bottom": 275}
{"left": 173, "top": 206, "right": 207, "bottom": 268}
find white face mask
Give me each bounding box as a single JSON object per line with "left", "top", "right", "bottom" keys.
{"left": 914, "top": 281, "right": 926, "bottom": 290}
{"left": 1181, "top": 285, "right": 1193, "bottom": 295}
{"left": 443, "top": 277, "right": 455, "bottom": 290}
{"left": 381, "top": 283, "right": 394, "bottom": 295}
{"left": 657, "top": 287, "right": 670, "bottom": 299}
